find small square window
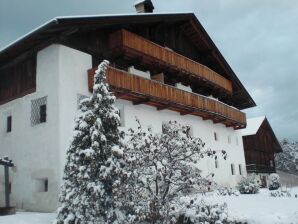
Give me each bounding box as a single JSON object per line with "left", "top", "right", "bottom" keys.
{"left": 215, "top": 158, "right": 219, "bottom": 168}
{"left": 236, "top": 136, "right": 239, "bottom": 145}
{"left": 6, "top": 116, "right": 12, "bottom": 133}
{"left": 214, "top": 132, "right": 218, "bottom": 141}
{"left": 186, "top": 125, "right": 193, "bottom": 137}
{"left": 116, "top": 104, "right": 125, "bottom": 127}
{"left": 231, "top": 164, "right": 235, "bottom": 175}
{"left": 77, "top": 94, "right": 89, "bottom": 109}
{"left": 31, "top": 96, "right": 47, "bottom": 126}
{"left": 35, "top": 178, "right": 48, "bottom": 192}
{"left": 39, "top": 104, "right": 46, "bottom": 123}
{"left": 239, "top": 164, "right": 243, "bottom": 175}
{"left": 228, "top": 135, "right": 231, "bottom": 144}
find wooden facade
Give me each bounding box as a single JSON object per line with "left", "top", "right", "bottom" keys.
{"left": 0, "top": 13, "right": 256, "bottom": 111}
{"left": 242, "top": 118, "right": 282, "bottom": 173}
{"left": 0, "top": 55, "right": 36, "bottom": 105}
{"left": 109, "top": 29, "right": 233, "bottom": 94}
{"left": 88, "top": 67, "right": 246, "bottom": 129}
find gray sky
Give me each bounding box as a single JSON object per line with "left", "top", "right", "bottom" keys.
{"left": 1, "top": 0, "right": 297, "bottom": 141}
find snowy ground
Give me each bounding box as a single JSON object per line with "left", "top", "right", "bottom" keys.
{"left": 200, "top": 187, "right": 298, "bottom": 224}
{"left": 0, "top": 212, "right": 55, "bottom": 224}
{"left": 1, "top": 188, "right": 297, "bottom": 224}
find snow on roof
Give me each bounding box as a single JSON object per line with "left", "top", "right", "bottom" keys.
{"left": 241, "top": 116, "right": 266, "bottom": 136}
{"left": 134, "top": 0, "right": 146, "bottom": 6}
{"left": 0, "top": 12, "right": 191, "bottom": 53}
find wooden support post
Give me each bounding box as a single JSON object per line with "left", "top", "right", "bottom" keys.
{"left": 0, "top": 157, "right": 14, "bottom": 209}
{"left": 4, "top": 165, "right": 9, "bottom": 207}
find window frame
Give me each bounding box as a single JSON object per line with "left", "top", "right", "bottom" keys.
{"left": 39, "top": 104, "right": 47, "bottom": 123}
{"left": 6, "top": 115, "right": 12, "bottom": 133}
{"left": 231, "top": 163, "right": 235, "bottom": 175}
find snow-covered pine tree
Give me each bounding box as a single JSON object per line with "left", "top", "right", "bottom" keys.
{"left": 54, "top": 60, "right": 126, "bottom": 224}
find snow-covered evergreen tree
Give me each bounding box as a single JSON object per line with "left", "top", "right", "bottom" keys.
{"left": 276, "top": 139, "right": 298, "bottom": 175}
{"left": 54, "top": 60, "right": 126, "bottom": 224}
{"left": 122, "top": 120, "right": 223, "bottom": 223}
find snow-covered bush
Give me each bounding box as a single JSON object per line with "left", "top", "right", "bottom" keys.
{"left": 216, "top": 187, "right": 240, "bottom": 196}
{"left": 175, "top": 197, "right": 245, "bottom": 224}
{"left": 122, "top": 120, "right": 226, "bottom": 223}
{"left": 268, "top": 173, "right": 280, "bottom": 190}
{"left": 54, "top": 61, "right": 127, "bottom": 224}
{"left": 237, "top": 174, "right": 260, "bottom": 194}
{"left": 270, "top": 189, "right": 291, "bottom": 198}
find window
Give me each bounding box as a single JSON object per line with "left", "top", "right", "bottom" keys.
{"left": 77, "top": 94, "right": 88, "bottom": 109}
{"left": 231, "top": 164, "right": 235, "bottom": 175}
{"left": 39, "top": 104, "right": 46, "bottom": 123}
{"left": 35, "top": 178, "right": 48, "bottom": 192}
{"left": 214, "top": 132, "right": 218, "bottom": 141}
{"left": 236, "top": 136, "right": 239, "bottom": 145}
{"left": 116, "top": 104, "right": 125, "bottom": 127}
{"left": 239, "top": 164, "right": 243, "bottom": 175}
{"left": 6, "top": 116, "right": 12, "bottom": 132}
{"left": 186, "top": 125, "right": 193, "bottom": 137}
{"left": 215, "top": 158, "right": 219, "bottom": 168}
{"left": 270, "top": 160, "right": 274, "bottom": 167}
{"left": 228, "top": 135, "right": 231, "bottom": 144}
{"left": 31, "top": 96, "right": 47, "bottom": 126}
{"left": 162, "top": 122, "right": 168, "bottom": 134}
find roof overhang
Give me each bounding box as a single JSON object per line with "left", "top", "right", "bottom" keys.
{"left": 0, "top": 12, "right": 256, "bottom": 109}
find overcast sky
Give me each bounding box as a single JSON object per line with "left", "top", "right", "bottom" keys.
{"left": 1, "top": 0, "right": 297, "bottom": 141}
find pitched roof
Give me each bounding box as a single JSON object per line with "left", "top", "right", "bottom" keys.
{"left": 0, "top": 12, "right": 256, "bottom": 109}
{"left": 241, "top": 116, "right": 266, "bottom": 136}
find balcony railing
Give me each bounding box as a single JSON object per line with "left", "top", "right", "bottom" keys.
{"left": 246, "top": 164, "right": 276, "bottom": 174}
{"left": 109, "top": 29, "right": 233, "bottom": 94}
{"left": 88, "top": 67, "right": 246, "bottom": 129}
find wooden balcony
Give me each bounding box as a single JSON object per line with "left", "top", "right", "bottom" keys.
{"left": 88, "top": 67, "right": 246, "bottom": 129}
{"left": 246, "top": 164, "right": 276, "bottom": 174}
{"left": 109, "top": 29, "right": 233, "bottom": 94}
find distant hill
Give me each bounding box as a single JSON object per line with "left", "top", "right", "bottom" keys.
{"left": 276, "top": 139, "right": 298, "bottom": 175}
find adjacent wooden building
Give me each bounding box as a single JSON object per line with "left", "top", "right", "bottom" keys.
{"left": 241, "top": 117, "right": 282, "bottom": 185}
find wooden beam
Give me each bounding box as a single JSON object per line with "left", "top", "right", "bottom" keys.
{"left": 214, "top": 118, "right": 227, "bottom": 124}
{"left": 114, "top": 92, "right": 130, "bottom": 99}
{"left": 157, "top": 104, "right": 170, "bottom": 111}
{"left": 203, "top": 114, "right": 215, "bottom": 121}
{"left": 133, "top": 98, "right": 150, "bottom": 105}
{"left": 180, "top": 110, "right": 195, "bottom": 116}
{"left": 0, "top": 158, "right": 14, "bottom": 167}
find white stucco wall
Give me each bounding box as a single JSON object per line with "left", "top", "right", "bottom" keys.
{"left": 116, "top": 99, "right": 246, "bottom": 187}
{"left": 0, "top": 44, "right": 247, "bottom": 212}
{"left": 0, "top": 44, "right": 61, "bottom": 211}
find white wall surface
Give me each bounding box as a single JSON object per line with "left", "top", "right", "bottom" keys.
{"left": 0, "top": 44, "right": 246, "bottom": 212}
{"left": 0, "top": 44, "right": 61, "bottom": 211}
{"left": 116, "top": 99, "right": 247, "bottom": 187}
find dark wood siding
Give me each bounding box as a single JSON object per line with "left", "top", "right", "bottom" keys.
{"left": 0, "top": 55, "right": 36, "bottom": 105}
{"left": 243, "top": 118, "right": 282, "bottom": 173}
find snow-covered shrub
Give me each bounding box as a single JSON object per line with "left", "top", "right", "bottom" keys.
{"left": 122, "top": 120, "right": 226, "bottom": 223}
{"left": 237, "top": 174, "right": 260, "bottom": 194}
{"left": 270, "top": 189, "right": 291, "bottom": 197}
{"left": 54, "top": 61, "right": 127, "bottom": 224}
{"left": 175, "top": 197, "right": 245, "bottom": 224}
{"left": 216, "top": 187, "right": 240, "bottom": 196}
{"left": 268, "top": 173, "right": 280, "bottom": 190}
